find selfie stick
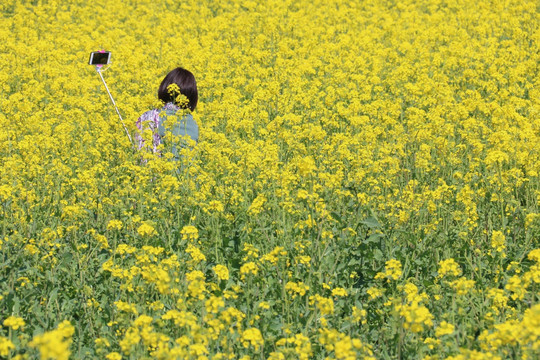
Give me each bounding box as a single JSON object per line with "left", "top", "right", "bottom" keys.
{"left": 95, "top": 65, "right": 133, "bottom": 145}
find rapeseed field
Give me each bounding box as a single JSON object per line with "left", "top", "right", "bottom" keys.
{"left": 0, "top": 0, "right": 539, "bottom": 359}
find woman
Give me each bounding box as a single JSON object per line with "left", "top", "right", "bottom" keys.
{"left": 136, "top": 67, "right": 199, "bottom": 160}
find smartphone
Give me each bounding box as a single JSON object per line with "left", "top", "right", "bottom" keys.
{"left": 89, "top": 51, "right": 111, "bottom": 65}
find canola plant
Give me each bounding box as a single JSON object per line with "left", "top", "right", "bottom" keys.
{"left": 0, "top": 0, "right": 539, "bottom": 359}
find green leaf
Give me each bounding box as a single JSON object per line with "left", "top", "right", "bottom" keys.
{"left": 365, "top": 233, "right": 384, "bottom": 244}
{"left": 48, "top": 288, "right": 59, "bottom": 304}
{"left": 360, "top": 217, "right": 381, "bottom": 229}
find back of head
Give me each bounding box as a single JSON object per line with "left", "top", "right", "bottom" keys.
{"left": 158, "top": 67, "right": 198, "bottom": 111}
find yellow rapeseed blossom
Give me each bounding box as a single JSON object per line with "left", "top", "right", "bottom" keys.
{"left": 248, "top": 194, "right": 267, "bottom": 216}
{"left": 505, "top": 275, "right": 527, "bottom": 300}
{"left": 331, "top": 287, "right": 348, "bottom": 297}
{"left": 137, "top": 222, "right": 157, "bottom": 237}
{"left": 105, "top": 352, "right": 122, "bottom": 360}
{"left": 186, "top": 244, "right": 206, "bottom": 264}
{"left": 309, "top": 295, "right": 334, "bottom": 316}
{"left": 435, "top": 321, "right": 455, "bottom": 337}
{"left": 527, "top": 248, "right": 540, "bottom": 262}
{"left": 352, "top": 306, "right": 367, "bottom": 324}
{"left": 242, "top": 244, "right": 260, "bottom": 260}
{"left": 94, "top": 233, "right": 109, "bottom": 249}
{"left": 448, "top": 277, "right": 476, "bottom": 296}
{"left": 1, "top": 0, "right": 539, "bottom": 358}
{"left": 424, "top": 337, "right": 440, "bottom": 350}
{"left": 375, "top": 259, "right": 403, "bottom": 281}
{"left": 367, "top": 287, "right": 384, "bottom": 300}
{"left": 115, "top": 301, "right": 138, "bottom": 315}
{"left": 241, "top": 328, "right": 263, "bottom": 349}
{"left": 180, "top": 225, "right": 199, "bottom": 241}
{"left": 3, "top": 316, "right": 25, "bottom": 330}
{"left": 285, "top": 281, "right": 310, "bottom": 299}
{"left": 261, "top": 246, "right": 287, "bottom": 265}
{"left": 401, "top": 282, "right": 429, "bottom": 304}
{"left": 205, "top": 296, "right": 225, "bottom": 314}
{"left": 491, "top": 230, "right": 506, "bottom": 253}
{"left": 395, "top": 302, "right": 434, "bottom": 333}
{"left": 106, "top": 219, "right": 123, "bottom": 231}
{"left": 213, "top": 264, "right": 230, "bottom": 281}
{"left": 119, "top": 327, "right": 141, "bottom": 355}
{"left": 240, "top": 261, "right": 259, "bottom": 280}
{"left": 290, "top": 334, "right": 312, "bottom": 360}
{"left": 29, "top": 320, "right": 75, "bottom": 360}
{"left": 0, "top": 337, "right": 15, "bottom": 357}
{"left": 438, "top": 259, "right": 462, "bottom": 278}
{"left": 186, "top": 270, "right": 207, "bottom": 300}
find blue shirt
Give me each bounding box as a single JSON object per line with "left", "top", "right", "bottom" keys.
{"left": 135, "top": 103, "right": 199, "bottom": 160}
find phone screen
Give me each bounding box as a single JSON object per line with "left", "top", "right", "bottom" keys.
{"left": 89, "top": 52, "right": 111, "bottom": 65}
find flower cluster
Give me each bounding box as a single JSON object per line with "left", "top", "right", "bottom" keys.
{"left": 0, "top": 0, "right": 538, "bottom": 359}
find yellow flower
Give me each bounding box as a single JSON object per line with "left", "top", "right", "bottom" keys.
{"left": 448, "top": 277, "right": 476, "bottom": 295}
{"left": 309, "top": 294, "right": 334, "bottom": 315}
{"left": 29, "top": 320, "right": 74, "bottom": 360}
{"left": 261, "top": 246, "right": 287, "bottom": 265}
{"left": 95, "top": 337, "right": 110, "bottom": 348}
{"left": 0, "top": 337, "right": 15, "bottom": 357}
{"left": 505, "top": 275, "right": 527, "bottom": 300}
{"left": 106, "top": 219, "right": 123, "bottom": 231}
{"left": 240, "top": 261, "right": 259, "bottom": 280}
{"left": 3, "top": 316, "right": 25, "bottom": 330}
{"left": 180, "top": 225, "right": 199, "bottom": 241}
{"left": 242, "top": 244, "right": 260, "bottom": 260}
{"left": 185, "top": 270, "right": 206, "bottom": 300}
{"left": 285, "top": 281, "right": 310, "bottom": 298}
{"left": 186, "top": 244, "right": 206, "bottom": 263}
{"left": 438, "top": 258, "right": 462, "bottom": 278}
{"left": 423, "top": 337, "right": 440, "bottom": 350}
{"left": 395, "top": 302, "right": 434, "bottom": 333}
{"left": 94, "top": 233, "right": 109, "bottom": 249}
{"left": 119, "top": 327, "right": 141, "bottom": 355}
{"left": 297, "top": 156, "right": 317, "bottom": 176}
{"left": 114, "top": 301, "right": 138, "bottom": 314}
{"left": 491, "top": 230, "right": 506, "bottom": 253}
{"left": 166, "top": 83, "right": 180, "bottom": 96}
{"left": 24, "top": 244, "right": 39, "bottom": 255}
{"left": 527, "top": 248, "right": 540, "bottom": 262}
{"left": 248, "top": 194, "right": 267, "bottom": 216}
{"left": 296, "top": 255, "right": 311, "bottom": 267}
{"left": 331, "top": 287, "right": 348, "bottom": 297}
{"left": 213, "top": 264, "right": 230, "bottom": 280}
{"left": 133, "top": 315, "right": 153, "bottom": 327}
{"left": 268, "top": 351, "right": 286, "bottom": 360}
{"left": 375, "top": 259, "right": 403, "bottom": 281}
{"left": 205, "top": 296, "right": 225, "bottom": 314}
{"left": 61, "top": 205, "right": 83, "bottom": 220}
{"left": 367, "top": 287, "right": 384, "bottom": 300}
{"left": 220, "top": 307, "right": 246, "bottom": 327}
{"left": 487, "top": 288, "right": 508, "bottom": 313}
{"left": 435, "top": 321, "right": 455, "bottom": 337}
{"left": 137, "top": 222, "right": 157, "bottom": 237}
{"left": 116, "top": 244, "right": 137, "bottom": 255}
{"left": 241, "top": 328, "right": 264, "bottom": 349}
{"left": 207, "top": 200, "right": 224, "bottom": 213}
{"left": 105, "top": 352, "right": 122, "bottom": 360}
{"left": 290, "top": 333, "right": 312, "bottom": 360}
{"left": 352, "top": 306, "right": 367, "bottom": 324}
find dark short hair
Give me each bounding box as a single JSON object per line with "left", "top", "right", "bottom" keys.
{"left": 157, "top": 67, "right": 198, "bottom": 111}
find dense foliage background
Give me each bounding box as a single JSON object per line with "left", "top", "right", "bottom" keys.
{"left": 0, "top": 0, "right": 539, "bottom": 359}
